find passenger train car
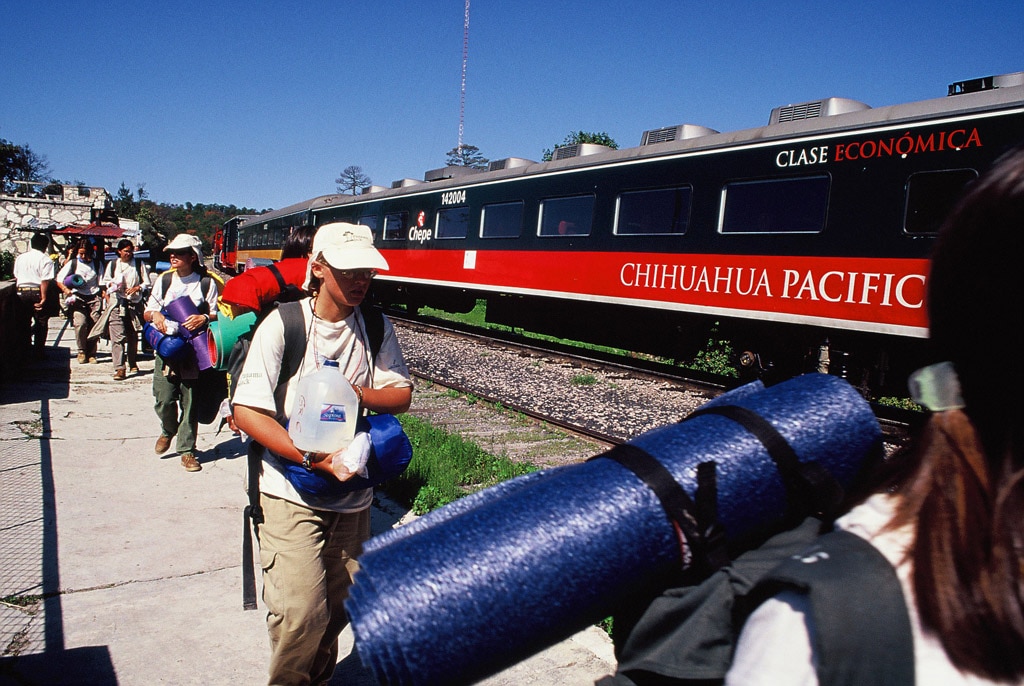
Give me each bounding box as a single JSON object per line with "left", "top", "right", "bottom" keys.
{"left": 225, "top": 71, "right": 1024, "bottom": 395}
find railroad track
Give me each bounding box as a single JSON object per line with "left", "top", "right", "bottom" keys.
{"left": 391, "top": 313, "right": 912, "bottom": 453}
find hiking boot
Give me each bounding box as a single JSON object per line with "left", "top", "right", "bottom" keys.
{"left": 89, "top": 357, "right": 99, "bottom": 364}
{"left": 181, "top": 453, "right": 202, "bottom": 472}
{"left": 113, "top": 367, "right": 126, "bottom": 380}
{"left": 129, "top": 366, "right": 140, "bottom": 374}
{"left": 77, "top": 353, "right": 87, "bottom": 364}
{"left": 155, "top": 435, "right": 172, "bottom": 454}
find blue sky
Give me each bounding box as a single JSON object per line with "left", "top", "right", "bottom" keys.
{"left": 2, "top": 1, "right": 1021, "bottom": 211}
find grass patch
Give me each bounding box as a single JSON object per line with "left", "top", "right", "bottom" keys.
{"left": 875, "top": 396, "right": 924, "bottom": 412}
{"left": 571, "top": 373, "right": 598, "bottom": 386}
{"left": 419, "top": 300, "right": 675, "bottom": 364}
{"left": 687, "top": 327, "right": 740, "bottom": 378}
{"left": 382, "top": 414, "right": 537, "bottom": 514}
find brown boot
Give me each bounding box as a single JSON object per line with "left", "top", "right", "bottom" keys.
{"left": 180, "top": 453, "right": 202, "bottom": 472}
{"left": 155, "top": 435, "right": 172, "bottom": 454}
{"left": 113, "top": 367, "right": 126, "bottom": 380}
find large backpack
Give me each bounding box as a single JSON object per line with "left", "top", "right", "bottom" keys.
{"left": 596, "top": 405, "right": 914, "bottom": 686}
{"left": 240, "top": 300, "right": 385, "bottom": 610}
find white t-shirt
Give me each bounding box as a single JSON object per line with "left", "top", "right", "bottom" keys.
{"left": 56, "top": 257, "right": 102, "bottom": 296}
{"left": 232, "top": 298, "right": 413, "bottom": 513}
{"left": 145, "top": 270, "right": 218, "bottom": 316}
{"left": 14, "top": 248, "right": 55, "bottom": 286}
{"left": 104, "top": 258, "right": 150, "bottom": 304}
{"left": 726, "top": 493, "right": 1000, "bottom": 685}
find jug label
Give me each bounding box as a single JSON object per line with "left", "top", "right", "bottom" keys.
{"left": 319, "top": 404, "right": 348, "bottom": 423}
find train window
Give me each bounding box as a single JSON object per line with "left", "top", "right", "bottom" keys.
{"left": 614, "top": 186, "right": 692, "bottom": 235}
{"left": 538, "top": 194, "right": 594, "bottom": 237}
{"left": 720, "top": 176, "right": 829, "bottom": 234}
{"left": 480, "top": 201, "right": 523, "bottom": 238}
{"left": 359, "top": 214, "right": 379, "bottom": 235}
{"left": 436, "top": 206, "right": 469, "bottom": 239}
{"left": 383, "top": 211, "right": 408, "bottom": 241}
{"left": 904, "top": 169, "right": 977, "bottom": 234}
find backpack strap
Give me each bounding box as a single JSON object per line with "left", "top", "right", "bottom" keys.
{"left": 267, "top": 261, "right": 289, "bottom": 292}
{"left": 242, "top": 300, "right": 308, "bottom": 610}
{"left": 601, "top": 516, "right": 826, "bottom": 685}
{"left": 359, "top": 302, "right": 385, "bottom": 363}
{"left": 741, "top": 530, "right": 915, "bottom": 686}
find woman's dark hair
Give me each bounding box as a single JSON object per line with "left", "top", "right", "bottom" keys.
{"left": 889, "top": 143, "right": 1024, "bottom": 681}
{"left": 116, "top": 238, "right": 134, "bottom": 252}
{"left": 282, "top": 224, "right": 316, "bottom": 260}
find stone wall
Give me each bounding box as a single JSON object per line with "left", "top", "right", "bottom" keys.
{"left": 0, "top": 186, "right": 113, "bottom": 257}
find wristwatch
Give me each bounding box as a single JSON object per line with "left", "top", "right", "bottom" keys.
{"left": 301, "top": 451, "right": 316, "bottom": 472}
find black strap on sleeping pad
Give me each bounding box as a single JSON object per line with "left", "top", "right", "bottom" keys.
{"left": 597, "top": 443, "right": 706, "bottom": 570}
{"left": 594, "top": 403, "right": 844, "bottom": 574}
{"left": 686, "top": 404, "right": 845, "bottom": 521}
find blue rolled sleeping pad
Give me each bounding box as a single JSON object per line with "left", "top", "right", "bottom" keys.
{"left": 345, "top": 373, "right": 881, "bottom": 686}
{"left": 63, "top": 273, "right": 86, "bottom": 289}
{"left": 279, "top": 414, "right": 412, "bottom": 496}
{"left": 142, "top": 322, "right": 189, "bottom": 361}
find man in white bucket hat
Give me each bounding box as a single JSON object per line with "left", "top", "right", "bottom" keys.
{"left": 233, "top": 222, "right": 412, "bottom": 685}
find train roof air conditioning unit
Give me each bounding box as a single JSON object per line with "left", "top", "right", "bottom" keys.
{"left": 948, "top": 71, "right": 1024, "bottom": 95}
{"left": 552, "top": 143, "right": 612, "bottom": 161}
{"left": 392, "top": 178, "right": 423, "bottom": 188}
{"left": 769, "top": 97, "right": 870, "bottom": 125}
{"left": 424, "top": 165, "right": 484, "bottom": 182}
{"left": 362, "top": 185, "right": 388, "bottom": 195}
{"left": 488, "top": 157, "right": 535, "bottom": 171}
{"left": 640, "top": 123, "right": 719, "bottom": 146}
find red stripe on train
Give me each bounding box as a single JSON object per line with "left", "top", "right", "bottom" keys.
{"left": 379, "top": 249, "right": 930, "bottom": 333}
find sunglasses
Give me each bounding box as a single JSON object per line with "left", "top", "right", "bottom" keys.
{"left": 337, "top": 269, "right": 378, "bottom": 280}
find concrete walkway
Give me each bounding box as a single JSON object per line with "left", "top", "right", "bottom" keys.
{"left": 0, "top": 318, "right": 616, "bottom": 685}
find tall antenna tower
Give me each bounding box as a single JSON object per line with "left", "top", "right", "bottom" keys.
{"left": 457, "top": 0, "right": 471, "bottom": 152}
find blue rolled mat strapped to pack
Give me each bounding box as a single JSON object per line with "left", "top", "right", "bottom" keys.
{"left": 277, "top": 414, "right": 413, "bottom": 496}
{"left": 345, "top": 373, "right": 881, "bottom": 686}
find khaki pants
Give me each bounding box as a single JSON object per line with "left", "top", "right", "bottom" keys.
{"left": 70, "top": 294, "right": 102, "bottom": 357}
{"left": 259, "top": 494, "right": 370, "bottom": 686}
{"left": 107, "top": 300, "right": 139, "bottom": 369}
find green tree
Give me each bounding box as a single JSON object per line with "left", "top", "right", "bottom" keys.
{"left": 542, "top": 131, "right": 619, "bottom": 161}
{"left": 445, "top": 144, "right": 489, "bottom": 169}
{"left": 114, "top": 182, "right": 149, "bottom": 219}
{"left": 0, "top": 138, "right": 52, "bottom": 194}
{"left": 335, "top": 165, "right": 371, "bottom": 195}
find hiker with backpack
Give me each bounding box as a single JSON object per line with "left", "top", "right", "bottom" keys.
{"left": 55, "top": 238, "right": 105, "bottom": 364}
{"left": 220, "top": 224, "right": 314, "bottom": 319}
{"left": 721, "top": 147, "right": 1024, "bottom": 684}
{"left": 232, "top": 222, "right": 413, "bottom": 686}
{"left": 101, "top": 239, "right": 150, "bottom": 380}
{"left": 144, "top": 233, "right": 219, "bottom": 473}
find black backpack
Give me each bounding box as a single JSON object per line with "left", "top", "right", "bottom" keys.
{"left": 595, "top": 406, "right": 914, "bottom": 686}
{"left": 240, "top": 300, "right": 385, "bottom": 610}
